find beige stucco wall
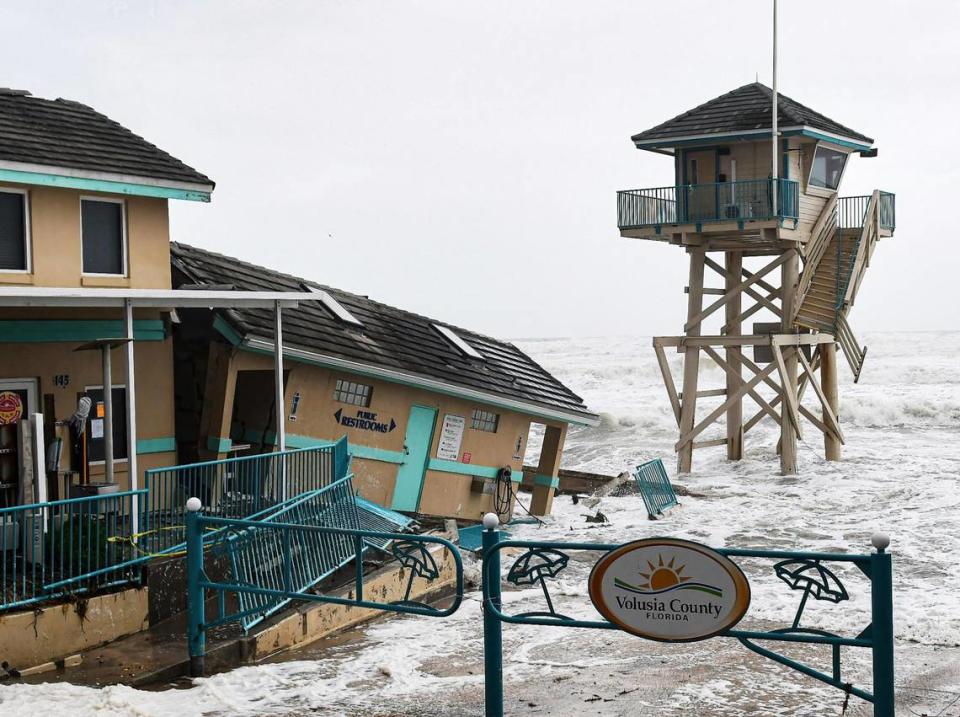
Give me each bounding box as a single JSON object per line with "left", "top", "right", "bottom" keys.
{"left": 0, "top": 313, "right": 177, "bottom": 492}
{"left": 0, "top": 587, "right": 149, "bottom": 671}
{"left": 0, "top": 182, "right": 171, "bottom": 289}
{"left": 217, "top": 349, "right": 554, "bottom": 521}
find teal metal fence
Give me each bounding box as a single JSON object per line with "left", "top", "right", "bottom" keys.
{"left": 185, "top": 504, "right": 464, "bottom": 676}
{"left": 632, "top": 458, "right": 679, "bottom": 518}
{"left": 142, "top": 442, "right": 342, "bottom": 553}
{"left": 222, "top": 475, "right": 364, "bottom": 630}
{"left": 481, "top": 524, "right": 895, "bottom": 717}
{"left": 618, "top": 178, "right": 799, "bottom": 230}
{"left": 0, "top": 490, "right": 144, "bottom": 611}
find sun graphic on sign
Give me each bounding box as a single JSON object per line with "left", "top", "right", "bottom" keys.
{"left": 638, "top": 554, "right": 692, "bottom": 591}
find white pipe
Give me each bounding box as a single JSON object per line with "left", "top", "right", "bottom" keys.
{"left": 772, "top": 0, "right": 779, "bottom": 216}
{"left": 124, "top": 299, "right": 139, "bottom": 537}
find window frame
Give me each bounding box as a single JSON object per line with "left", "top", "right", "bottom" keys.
{"left": 805, "top": 142, "right": 850, "bottom": 197}
{"left": 333, "top": 378, "right": 373, "bottom": 408}
{"left": 83, "top": 383, "right": 129, "bottom": 465}
{"left": 0, "top": 188, "right": 31, "bottom": 274}
{"left": 80, "top": 196, "right": 128, "bottom": 277}
{"left": 470, "top": 408, "right": 499, "bottom": 433}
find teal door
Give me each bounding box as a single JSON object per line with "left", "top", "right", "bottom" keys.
{"left": 391, "top": 405, "right": 438, "bottom": 511}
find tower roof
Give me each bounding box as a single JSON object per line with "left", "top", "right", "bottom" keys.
{"left": 631, "top": 83, "right": 873, "bottom": 151}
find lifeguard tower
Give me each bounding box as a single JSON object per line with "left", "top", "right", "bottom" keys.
{"left": 618, "top": 83, "right": 895, "bottom": 474}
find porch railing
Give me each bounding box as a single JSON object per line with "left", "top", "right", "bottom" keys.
{"left": 838, "top": 192, "right": 896, "bottom": 232}
{"left": 142, "top": 442, "right": 343, "bottom": 554}
{"left": 0, "top": 490, "right": 144, "bottom": 611}
{"left": 223, "top": 474, "right": 364, "bottom": 630}
{"left": 617, "top": 178, "right": 799, "bottom": 230}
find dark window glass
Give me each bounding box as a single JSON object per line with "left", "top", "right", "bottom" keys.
{"left": 82, "top": 199, "right": 124, "bottom": 274}
{"left": 0, "top": 192, "right": 26, "bottom": 271}
{"left": 809, "top": 147, "right": 847, "bottom": 191}
{"left": 84, "top": 387, "right": 128, "bottom": 462}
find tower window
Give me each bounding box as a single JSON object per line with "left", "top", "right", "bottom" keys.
{"left": 808, "top": 146, "right": 848, "bottom": 191}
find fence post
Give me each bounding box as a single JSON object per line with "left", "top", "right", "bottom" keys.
{"left": 870, "top": 533, "right": 895, "bottom": 717}
{"left": 482, "top": 512, "right": 504, "bottom": 717}
{"left": 186, "top": 497, "right": 206, "bottom": 677}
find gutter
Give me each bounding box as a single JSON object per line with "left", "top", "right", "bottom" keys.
{"left": 239, "top": 335, "right": 601, "bottom": 428}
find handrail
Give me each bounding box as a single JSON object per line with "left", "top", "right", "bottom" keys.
{"left": 618, "top": 178, "right": 799, "bottom": 229}
{"left": 796, "top": 195, "right": 838, "bottom": 311}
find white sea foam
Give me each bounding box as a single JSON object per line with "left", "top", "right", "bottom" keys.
{"left": 0, "top": 331, "right": 957, "bottom": 715}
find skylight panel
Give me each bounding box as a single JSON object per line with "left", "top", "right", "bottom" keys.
{"left": 316, "top": 290, "right": 362, "bottom": 326}
{"left": 433, "top": 323, "right": 484, "bottom": 360}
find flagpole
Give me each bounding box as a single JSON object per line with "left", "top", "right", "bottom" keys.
{"left": 771, "top": 0, "right": 779, "bottom": 216}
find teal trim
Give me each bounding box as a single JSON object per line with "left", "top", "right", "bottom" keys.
{"left": 350, "top": 444, "right": 405, "bottom": 465}
{"left": 136, "top": 437, "right": 176, "bottom": 454}
{"left": 795, "top": 129, "right": 871, "bottom": 152}
{"left": 238, "top": 429, "right": 405, "bottom": 465}
{"left": 639, "top": 129, "right": 871, "bottom": 153}
{"left": 428, "top": 458, "right": 522, "bottom": 482}
{"left": 213, "top": 314, "right": 243, "bottom": 346}
{"left": 533, "top": 474, "right": 559, "bottom": 489}
{"left": 428, "top": 458, "right": 500, "bottom": 479}
{"left": 0, "top": 168, "right": 211, "bottom": 202}
{"left": 207, "top": 436, "right": 233, "bottom": 453}
{"left": 0, "top": 319, "right": 165, "bottom": 342}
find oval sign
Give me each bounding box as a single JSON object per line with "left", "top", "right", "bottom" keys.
{"left": 589, "top": 538, "right": 750, "bottom": 642}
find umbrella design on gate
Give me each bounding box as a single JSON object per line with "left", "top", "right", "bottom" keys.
{"left": 391, "top": 540, "right": 441, "bottom": 607}
{"left": 506, "top": 548, "right": 572, "bottom": 620}
{"left": 774, "top": 558, "right": 849, "bottom": 629}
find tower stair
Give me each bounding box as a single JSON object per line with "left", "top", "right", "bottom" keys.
{"left": 794, "top": 190, "right": 893, "bottom": 382}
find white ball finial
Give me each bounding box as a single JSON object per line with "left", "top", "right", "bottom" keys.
{"left": 482, "top": 512, "right": 500, "bottom": 531}
{"left": 186, "top": 497, "right": 202, "bottom": 513}
{"left": 871, "top": 532, "right": 890, "bottom": 552}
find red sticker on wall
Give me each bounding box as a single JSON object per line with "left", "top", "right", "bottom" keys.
{"left": 462, "top": 452, "right": 472, "bottom": 464}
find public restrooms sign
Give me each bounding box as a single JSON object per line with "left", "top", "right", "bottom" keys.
{"left": 589, "top": 538, "right": 750, "bottom": 642}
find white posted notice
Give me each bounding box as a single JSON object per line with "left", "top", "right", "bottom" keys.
{"left": 436, "top": 414, "right": 465, "bottom": 461}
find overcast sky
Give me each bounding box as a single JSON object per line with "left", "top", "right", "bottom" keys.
{"left": 3, "top": 1, "right": 956, "bottom": 338}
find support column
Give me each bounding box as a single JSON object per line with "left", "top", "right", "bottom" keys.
{"left": 198, "top": 342, "right": 239, "bottom": 460}
{"left": 273, "top": 301, "right": 286, "bottom": 499}
{"left": 779, "top": 249, "right": 799, "bottom": 475}
{"left": 724, "top": 251, "right": 743, "bottom": 460}
{"left": 101, "top": 343, "right": 114, "bottom": 484}
{"left": 821, "top": 341, "right": 841, "bottom": 461}
{"left": 530, "top": 424, "right": 566, "bottom": 516}
{"left": 678, "top": 246, "right": 705, "bottom": 473}
{"left": 124, "top": 300, "right": 139, "bottom": 536}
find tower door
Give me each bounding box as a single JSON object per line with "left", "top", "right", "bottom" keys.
{"left": 391, "top": 405, "right": 438, "bottom": 512}
{"left": 684, "top": 150, "right": 717, "bottom": 221}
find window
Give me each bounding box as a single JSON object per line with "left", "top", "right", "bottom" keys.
{"left": 334, "top": 379, "right": 372, "bottom": 407}
{"left": 433, "top": 324, "right": 484, "bottom": 360}
{"left": 84, "top": 386, "right": 128, "bottom": 462}
{"left": 808, "top": 145, "right": 848, "bottom": 192}
{"left": 471, "top": 409, "right": 499, "bottom": 433}
{"left": 81, "top": 198, "right": 126, "bottom": 275}
{"left": 0, "top": 190, "right": 29, "bottom": 272}
{"left": 318, "top": 290, "right": 362, "bottom": 326}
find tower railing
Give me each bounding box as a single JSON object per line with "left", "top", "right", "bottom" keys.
{"left": 617, "top": 178, "right": 799, "bottom": 230}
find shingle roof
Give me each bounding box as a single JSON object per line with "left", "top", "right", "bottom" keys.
{"left": 170, "top": 242, "right": 596, "bottom": 422}
{"left": 632, "top": 82, "right": 873, "bottom": 147}
{"left": 0, "top": 88, "right": 212, "bottom": 186}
